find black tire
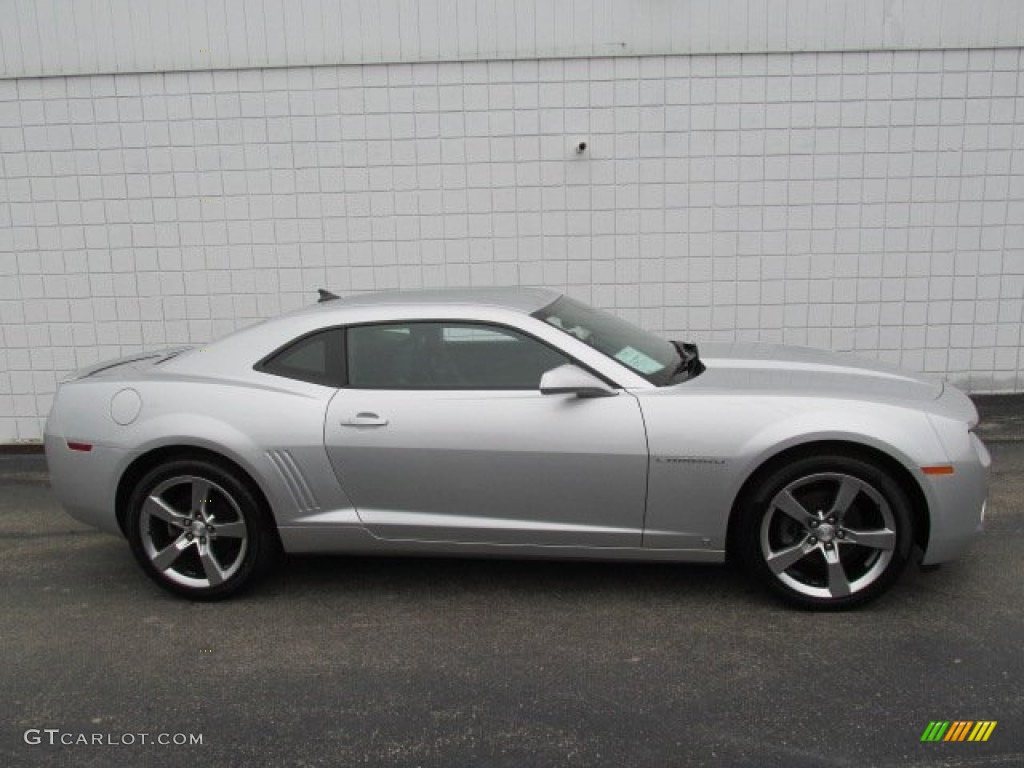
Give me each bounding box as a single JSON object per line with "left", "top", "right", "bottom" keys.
{"left": 735, "top": 453, "right": 914, "bottom": 610}
{"left": 126, "top": 458, "right": 279, "bottom": 600}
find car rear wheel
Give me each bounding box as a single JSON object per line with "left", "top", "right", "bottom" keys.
{"left": 126, "top": 458, "right": 278, "bottom": 600}
{"left": 736, "top": 454, "right": 914, "bottom": 609}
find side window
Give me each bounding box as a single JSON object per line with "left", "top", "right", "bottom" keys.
{"left": 346, "top": 322, "right": 569, "bottom": 389}
{"left": 257, "top": 328, "right": 345, "bottom": 386}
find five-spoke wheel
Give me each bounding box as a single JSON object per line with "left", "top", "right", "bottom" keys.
{"left": 127, "top": 458, "right": 278, "bottom": 599}
{"left": 737, "top": 454, "right": 913, "bottom": 609}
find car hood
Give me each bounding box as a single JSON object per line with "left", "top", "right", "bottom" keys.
{"left": 686, "top": 341, "right": 944, "bottom": 402}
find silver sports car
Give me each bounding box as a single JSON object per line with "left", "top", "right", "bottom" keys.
{"left": 45, "top": 287, "right": 990, "bottom": 608}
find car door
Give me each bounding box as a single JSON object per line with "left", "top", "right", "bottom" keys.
{"left": 324, "top": 320, "right": 649, "bottom": 547}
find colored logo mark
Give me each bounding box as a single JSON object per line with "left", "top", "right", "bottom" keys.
{"left": 921, "top": 721, "right": 997, "bottom": 742}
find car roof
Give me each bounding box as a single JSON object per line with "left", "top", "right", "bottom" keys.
{"left": 189, "top": 286, "right": 565, "bottom": 367}
{"left": 313, "top": 286, "right": 563, "bottom": 315}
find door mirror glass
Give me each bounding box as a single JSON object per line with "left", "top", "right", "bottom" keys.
{"left": 539, "top": 364, "right": 618, "bottom": 398}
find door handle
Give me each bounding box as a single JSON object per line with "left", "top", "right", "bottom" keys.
{"left": 341, "top": 412, "right": 389, "bottom": 427}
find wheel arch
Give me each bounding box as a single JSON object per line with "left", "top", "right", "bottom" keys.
{"left": 115, "top": 444, "right": 277, "bottom": 543}
{"left": 725, "top": 440, "right": 930, "bottom": 560}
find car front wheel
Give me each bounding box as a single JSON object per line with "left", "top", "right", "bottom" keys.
{"left": 126, "top": 458, "right": 278, "bottom": 600}
{"left": 736, "top": 454, "right": 914, "bottom": 609}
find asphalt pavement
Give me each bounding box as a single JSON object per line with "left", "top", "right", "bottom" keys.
{"left": 1, "top": 396, "right": 1022, "bottom": 767}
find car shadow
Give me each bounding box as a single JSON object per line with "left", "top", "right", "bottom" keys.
{"left": 266, "top": 553, "right": 760, "bottom": 605}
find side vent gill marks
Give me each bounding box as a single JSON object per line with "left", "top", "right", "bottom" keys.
{"left": 266, "top": 449, "right": 320, "bottom": 514}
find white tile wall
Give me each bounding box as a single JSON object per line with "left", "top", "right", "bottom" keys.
{"left": 2, "top": 48, "right": 1024, "bottom": 441}
{"left": 2, "top": 0, "right": 1024, "bottom": 79}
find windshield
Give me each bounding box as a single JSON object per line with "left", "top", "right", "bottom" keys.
{"left": 533, "top": 296, "right": 681, "bottom": 385}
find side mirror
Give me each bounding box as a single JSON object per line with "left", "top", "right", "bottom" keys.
{"left": 540, "top": 364, "right": 618, "bottom": 398}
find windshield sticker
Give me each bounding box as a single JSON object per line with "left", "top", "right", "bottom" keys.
{"left": 614, "top": 346, "right": 665, "bottom": 374}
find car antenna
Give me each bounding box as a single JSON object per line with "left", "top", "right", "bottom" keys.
{"left": 317, "top": 289, "right": 340, "bottom": 303}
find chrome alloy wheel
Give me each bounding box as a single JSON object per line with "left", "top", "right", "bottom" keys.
{"left": 759, "top": 472, "right": 897, "bottom": 600}
{"left": 139, "top": 475, "right": 249, "bottom": 589}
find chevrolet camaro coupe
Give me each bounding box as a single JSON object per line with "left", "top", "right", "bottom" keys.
{"left": 45, "top": 287, "right": 990, "bottom": 608}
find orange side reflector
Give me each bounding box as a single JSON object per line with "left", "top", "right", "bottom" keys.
{"left": 922, "top": 465, "right": 954, "bottom": 475}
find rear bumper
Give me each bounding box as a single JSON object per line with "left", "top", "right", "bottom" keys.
{"left": 44, "top": 430, "right": 125, "bottom": 537}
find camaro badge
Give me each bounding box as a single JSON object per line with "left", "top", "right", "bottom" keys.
{"left": 654, "top": 456, "right": 727, "bottom": 465}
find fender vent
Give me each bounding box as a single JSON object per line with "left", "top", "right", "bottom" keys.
{"left": 266, "top": 449, "right": 320, "bottom": 514}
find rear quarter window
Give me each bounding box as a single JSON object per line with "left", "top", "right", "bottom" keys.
{"left": 255, "top": 328, "right": 346, "bottom": 387}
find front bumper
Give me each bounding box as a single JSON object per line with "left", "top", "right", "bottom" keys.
{"left": 920, "top": 430, "right": 990, "bottom": 565}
